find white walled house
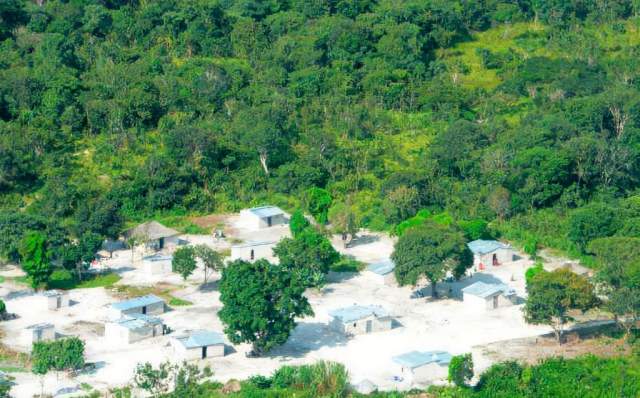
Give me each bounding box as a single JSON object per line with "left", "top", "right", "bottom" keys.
{"left": 23, "top": 323, "right": 56, "bottom": 345}
{"left": 329, "top": 305, "right": 394, "bottom": 336}
{"left": 366, "top": 259, "right": 397, "bottom": 286}
{"left": 142, "top": 254, "right": 173, "bottom": 275}
{"left": 467, "top": 240, "right": 515, "bottom": 271}
{"left": 392, "top": 351, "right": 452, "bottom": 384}
{"left": 238, "top": 206, "right": 287, "bottom": 230}
{"left": 462, "top": 281, "right": 516, "bottom": 311}
{"left": 124, "top": 221, "right": 181, "bottom": 251}
{"left": 104, "top": 314, "right": 164, "bottom": 345}
{"left": 109, "top": 295, "right": 166, "bottom": 320}
{"left": 41, "top": 290, "right": 70, "bottom": 310}
{"left": 170, "top": 330, "right": 226, "bottom": 360}
{"left": 230, "top": 240, "right": 277, "bottom": 262}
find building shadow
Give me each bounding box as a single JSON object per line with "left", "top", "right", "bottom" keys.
{"left": 346, "top": 234, "right": 380, "bottom": 248}
{"left": 326, "top": 271, "right": 358, "bottom": 284}
{"left": 414, "top": 273, "right": 510, "bottom": 301}
{"left": 267, "top": 322, "right": 349, "bottom": 359}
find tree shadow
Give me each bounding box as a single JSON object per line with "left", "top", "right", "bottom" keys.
{"left": 198, "top": 281, "right": 219, "bottom": 292}
{"left": 267, "top": 322, "right": 349, "bottom": 359}
{"left": 414, "top": 273, "right": 510, "bottom": 300}
{"left": 326, "top": 271, "right": 358, "bottom": 283}
{"left": 346, "top": 234, "right": 380, "bottom": 248}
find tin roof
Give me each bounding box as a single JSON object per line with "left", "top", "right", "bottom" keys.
{"left": 248, "top": 206, "right": 284, "bottom": 218}
{"left": 467, "top": 240, "right": 511, "bottom": 255}
{"left": 142, "top": 254, "right": 173, "bottom": 262}
{"left": 42, "top": 290, "right": 66, "bottom": 297}
{"left": 174, "top": 330, "right": 225, "bottom": 349}
{"left": 367, "top": 259, "right": 395, "bottom": 275}
{"left": 462, "top": 281, "right": 513, "bottom": 298}
{"left": 114, "top": 314, "right": 163, "bottom": 330}
{"left": 329, "top": 305, "right": 389, "bottom": 323}
{"left": 392, "top": 351, "right": 452, "bottom": 369}
{"left": 26, "top": 323, "right": 54, "bottom": 330}
{"left": 231, "top": 240, "right": 277, "bottom": 249}
{"left": 111, "top": 295, "right": 164, "bottom": 311}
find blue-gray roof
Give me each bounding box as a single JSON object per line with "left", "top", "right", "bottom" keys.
{"left": 231, "top": 240, "right": 277, "bottom": 248}
{"left": 142, "top": 254, "right": 173, "bottom": 262}
{"left": 27, "top": 323, "right": 54, "bottom": 330}
{"left": 467, "top": 240, "right": 511, "bottom": 255}
{"left": 249, "top": 206, "right": 284, "bottom": 218}
{"left": 115, "top": 314, "right": 163, "bottom": 330}
{"left": 367, "top": 259, "right": 395, "bottom": 275}
{"left": 112, "top": 295, "right": 164, "bottom": 311}
{"left": 329, "top": 305, "right": 389, "bottom": 323}
{"left": 393, "top": 351, "right": 452, "bottom": 369}
{"left": 176, "top": 330, "right": 225, "bottom": 348}
{"left": 462, "top": 281, "right": 513, "bottom": 298}
{"left": 43, "top": 290, "right": 65, "bottom": 297}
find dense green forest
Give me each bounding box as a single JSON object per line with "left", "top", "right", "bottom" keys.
{"left": 1, "top": 0, "right": 640, "bottom": 263}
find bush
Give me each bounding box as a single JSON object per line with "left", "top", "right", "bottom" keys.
{"left": 248, "top": 375, "right": 272, "bottom": 389}
{"left": 448, "top": 353, "right": 474, "bottom": 387}
{"left": 305, "top": 188, "right": 332, "bottom": 224}
{"left": 458, "top": 219, "right": 490, "bottom": 240}
{"left": 290, "top": 210, "right": 310, "bottom": 237}
{"left": 525, "top": 262, "right": 544, "bottom": 286}
{"left": 0, "top": 299, "right": 5, "bottom": 314}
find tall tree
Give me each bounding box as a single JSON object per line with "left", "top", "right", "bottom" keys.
{"left": 391, "top": 221, "right": 472, "bottom": 297}
{"left": 19, "top": 232, "right": 53, "bottom": 289}
{"left": 193, "top": 244, "right": 224, "bottom": 283}
{"left": 172, "top": 246, "right": 197, "bottom": 281}
{"left": 218, "top": 259, "right": 313, "bottom": 355}
{"left": 523, "top": 269, "right": 599, "bottom": 343}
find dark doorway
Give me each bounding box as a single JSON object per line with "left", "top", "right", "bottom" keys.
{"left": 492, "top": 295, "right": 499, "bottom": 309}
{"left": 492, "top": 253, "right": 498, "bottom": 266}
{"left": 250, "top": 249, "right": 255, "bottom": 260}
{"left": 267, "top": 216, "right": 272, "bottom": 227}
{"left": 366, "top": 320, "right": 373, "bottom": 333}
{"left": 202, "top": 346, "right": 207, "bottom": 359}
{"left": 159, "top": 238, "right": 165, "bottom": 249}
{"left": 57, "top": 297, "right": 62, "bottom": 308}
{"left": 142, "top": 306, "right": 147, "bottom": 315}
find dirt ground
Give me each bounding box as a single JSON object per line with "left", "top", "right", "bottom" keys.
{"left": 0, "top": 215, "right": 610, "bottom": 397}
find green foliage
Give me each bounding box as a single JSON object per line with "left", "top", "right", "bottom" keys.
{"left": 19, "top": 231, "right": 52, "bottom": 289}
{"left": 457, "top": 219, "right": 490, "bottom": 241}
{"left": 523, "top": 269, "right": 599, "bottom": 342}
{"left": 568, "top": 203, "right": 618, "bottom": 252}
{"left": 394, "top": 209, "right": 431, "bottom": 237}
{"left": 31, "top": 337, "right": 85, "bottom": 375}
{"left": 392, "top": 221, "right": 473, "bottom": 297}
{"left": 448, "top": 353, "right": 474, "bottom": 387}
{"left": 524, "top": 262, "right": 544, "bottom": 286}
{"left": 218, "top": 259, "right": 313, "bottom": 355}
{"left": 193, "top": 244, "right": 224, "bottom": 283}
{"left": 172, "top": 246, "right": 197, "bottom": 280}
{"left": 0, "top": 299, "right": 5, "bottom": 314}
{"left": 273, "top": 227, "right": 340, "bottom": 288}
{"left": 305, "top": 188, "right": 332, "bottom": 225}
{"left": 289, "top": 210, "right": 310, "bottom": 238}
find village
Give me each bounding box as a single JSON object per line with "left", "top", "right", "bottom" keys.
{"left": 0, "top": 206, "right": 587, "bottom": 397}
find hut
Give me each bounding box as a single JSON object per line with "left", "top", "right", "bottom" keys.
{"left": 230, "top": 240, "right": 277, "bottom": 262}
{"left": 170, "top": 330, "right": 226, "bottom": 360}
{"left": 238, "top": 206, "right": 287, "bottom": 230}
{"left": 41, "top": 290, "right": 70, "bottom": 310}
{"left": 123, "top": 221, "right": 180, "bottom": 250}
{"left": 105, "top": 314, "right": 165, "bottom": 345}
{"left": 23, "top": 323, "right": 56, "bottom": 345}
{"left": 366, "top": 259, "right": 397, "bottom": 286}
{"left": 462, "top": 281, "right": 516, "bottom": 311}
{"left": 329, "top": 305, "right": 393, "bottom": 336}
{"left": 109, "top": 295, "right": 165, "bottom": 320}
{"left": 392, "top": 351, "right": 452, "bottom": 384}
{"left": 467, "top": 240, "right": 515, "bottom": 270}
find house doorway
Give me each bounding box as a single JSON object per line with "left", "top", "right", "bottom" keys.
{"left": 57, "top": 296, "right": 62, "bottom": 308}
{"left": 366, "top": 320, "right": 373, "bottom": 333}
{"left": 142, "top": 306, "right": 147, "bottom": 315}
{"left": 267, "top": 216, "right": 272, "bottom": 227}
{"left": 492, "top": 295, "right": 499, "bottom": 309}
{"left": 250, "top": 249, "right": 255, "bottom": 260}
{"left": 492, "top": 253, "right": 498, "bottom": 266}
{"left": 202, "top": 346, "right": 207, "bottom": 359}
{"left": 159, "top": 238, "right": 165, "bottom": 249}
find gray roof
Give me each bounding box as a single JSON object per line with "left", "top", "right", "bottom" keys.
{"left": 142, "top": 254, "right": 173, "bottom": 262}
{"left": 248, "top": 206, "right": 284, "bottom": 218}
{"left": 367, "top": 259, "right": 395, "bottom": 275}
{"left": 462, "top": 281, "right": 513, "bottom": 298}
{"left": 26, "top": 323, "right": 54, "bottom": 330}
{"left": 174, "top": 330, "right": 224, "bottom": 348}
{"left": 392, "top": 351, "right": 452, "bottom": 369}
{"left": 111, "top": 295, "right": 164, "bottom": 311}
{"left": 124, "top": 221, "right": 179, "bottom": 241}
{"left": 114, "top": 314, "right": 163, "bottom": 330}
{"left": 231, "top": 240, "right": 277, "bottom": 249}
{"left": 329, "top": 305, "right": 389, "bottom": 323}
{"left": 467, "top": 239, "right": 511, "bottom": 255}
{"left": 42, "top": 290, "right": 66, "bottom": 297}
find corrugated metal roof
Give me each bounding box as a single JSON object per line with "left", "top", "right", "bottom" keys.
{"left": 367, "top": 259, "right": 395, "bottom": 275}
{"left": 467, "top": 240, "right": 511, "bottom": 255}
{"left": 175, "top": 330, "right": 225, "bottom": 348}
{"left": 231, "top": 240, "right": 277, "bottom": 249}
{"left": 111, "top": 295, "right": 164, "bottom": 311}
{"left": 329, "top": 305, "right": 389, "bottom": 323}
{"left": 142, "top": 254, "right": 173, "bottom": 262}
{"left": 392, "top": 351, "right": 452, "bottom": 369}
{"left": 114, "top": 314, "right": 163, "bottom": 330}
{"left": 462, "top": 281, "right": 513, "bottom": 298}
{"left": 248, "top": 206, "right": 284, "bottom": 218}
{"left": 27, "top": 323, "right": 54, "bottom": 330}
{"left": 42, "top": 290, "right": 66, "bottom": 297}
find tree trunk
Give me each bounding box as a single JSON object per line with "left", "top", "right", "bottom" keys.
{"left": 431, "top": 281, "right": 438, "bottom": 299}
{"left": 259, "top": 150, "right": 269, "bottom": 175}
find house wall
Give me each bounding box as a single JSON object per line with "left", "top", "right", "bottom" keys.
{"left": 412, "top": 363, "right": 448, "bottom": 383}
{"left": 463, "top": 293, "right": 492, "bottom": 311}
{"left": 143, "top": 259, "right": 172, "bottom": 275}
{"left": 173, "top": 343, "right": 225, "bottom": 360}
{"left": 106, "top": 323, "right": 163, "bottom": 345}
{"left": 473, "top": 248, "right": 514, "bottom": 269}
{"left": 230, "top": 243, "right": 275, "bottom": 262}
{"left": 239, "top": 210, "right": 286, "bottom": 230}
{"left": 23, "top": 327, "right": 55, "bottom": 345}
{"left": 46, "top": 294, "right": 70, "bottom": 310}
{"left": 332, "top": 315, "right": 393, "bottom": 336}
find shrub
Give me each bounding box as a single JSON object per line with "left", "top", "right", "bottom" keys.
{"left": 458, "top": 219, "right": 490, "bottom": 240}
{"left": 448, "top": 353, "right": 474, "bottom": 387}
{"left": 290, "top": 210, "right": 310, "bottom": 237}
{"left": 305, "top": 188, "right": 332, "bottom": 224}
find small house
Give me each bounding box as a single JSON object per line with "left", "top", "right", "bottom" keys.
{"left": 23, "top": 323, "right": 56, "bottom": 345}
{"left": 109, "top": 295, "right": 165, "bottom": 320}
{"left": 105, "top": 314, "right": 164, "bottom": 345}
{"left": 366, "top": 259, "right": 397, "bottom": 286}
{"left": 329, "top": 305, "right": 393, "bottom": 336}
{"left": 142, "top": 254, "right": 173, "bottom": 275}
{"left": 124, "top": 221, "right": 180, "bottom": 250}
{"left": 170, "top": 330, "right": 226, "bottom": 360}
{"left": 462, "top": 281, "right": 516, "bottom": 311}
{"left": 467, "top": 240, "right": 515, "bottom": 270}
{"left": 230, "top": 240, "right": 277, "bottom": 262}
{"left": 42, "top": 290, "right": 70, "bottom": 310}
{"left": 239, "top": 206, "right": 287, "bottom": 230}
{"left": 392, "top": 351, "right": 452, "bottom": 384}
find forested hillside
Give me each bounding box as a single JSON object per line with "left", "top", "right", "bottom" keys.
{"left": 1, "top": 0, "right": 640, "bottom": 262}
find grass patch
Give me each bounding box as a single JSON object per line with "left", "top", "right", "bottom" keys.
{"left": 112, "top": 284, "right": 193, "bottom": 306}
{"left": 6, "top": 275, "right": 30, "bottom": 286}
{"left": 0, "top": 365, "right": 27, "bottom": 373}
{"left": 331, "top": 256, "right": 365, "bottom": 273}
{"left": 47, "top": 270, "right": 121, "bottom": 290}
